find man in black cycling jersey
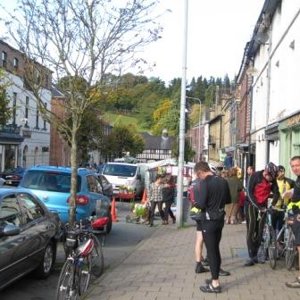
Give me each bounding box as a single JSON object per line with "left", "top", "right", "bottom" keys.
{"left": 193, "top": 161, "right": 231, "bottom": 293}
{"left": 244, "top": 162, "right": 280, "bottom": 266}
{"left": 285, "top": 156, "right": 300, "bottom": 288}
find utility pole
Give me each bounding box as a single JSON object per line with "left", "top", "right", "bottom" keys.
{"left": 176, "top": 0, "right": 188, "bottom": 228}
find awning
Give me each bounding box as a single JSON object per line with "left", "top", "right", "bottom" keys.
{"left": 0, "top": 132, "right": 24, "bottom": 144}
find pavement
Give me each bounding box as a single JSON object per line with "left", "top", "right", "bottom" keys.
{"left": 84, "top": 216, "right": 300, "bottom": 300}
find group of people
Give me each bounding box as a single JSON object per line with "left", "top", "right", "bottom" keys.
{"left": 146, "top": 173, "right": 176, "bottom": 227}
{"left": 190, "top": 157, "right": 300, "bottom": 293}
{"left": 244, "top": 158, "right": 300, "bottom": 289}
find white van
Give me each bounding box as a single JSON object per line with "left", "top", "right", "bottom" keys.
{"left": 101, "top": 162, "right": 144, "bottom": 199}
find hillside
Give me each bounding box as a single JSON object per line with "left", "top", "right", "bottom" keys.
{"left": 103, "top": 112, "right": 150, "bottom": 133}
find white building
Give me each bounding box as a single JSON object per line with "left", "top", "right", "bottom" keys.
{"left": 249, "top": 0, "right": 300, "bottom": 172}
{"left": 0, "top": 40, "right": 51, "bottom": 171}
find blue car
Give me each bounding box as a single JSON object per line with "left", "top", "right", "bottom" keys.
{"left": 18, "top": 166, "right": 112, "bottom": 233}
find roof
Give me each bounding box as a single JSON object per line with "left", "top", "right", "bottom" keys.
{"left": 140, "top": 132, "right": 175, "bottom": 150}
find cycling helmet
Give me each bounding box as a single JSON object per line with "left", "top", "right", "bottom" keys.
{"left": 265, "top": 162, "right": 278, "bottom": 180}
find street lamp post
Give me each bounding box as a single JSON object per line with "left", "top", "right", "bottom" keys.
{"left": 186, "top": 96, "right": 202, "bottom": 161}
{"left": 176, "top": 0, "right": 189, "bottom": 228}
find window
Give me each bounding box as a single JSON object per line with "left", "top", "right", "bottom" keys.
{"left": 13, "top": 57, "right": 18, "bottom": 69}
{"left": 0, "top": 195, "right": 22, "bottom": 227}
{"left": 2, "top": 51, "right": 7, "bottom": 67}
{"left": 87, "top": 175, "right": 98, "bottom": 193}
{"left": 35, "top": 104, "right": 39, "bottom": 129}
{"left": 25, "top": 96, "right": 29, "bottom": 127}
{"left": 43, "top": 103, "right": 47, "bottom": 130}
{"left": 12, "top": 92, "right": 17, "bottom": 125}
{"left": 17, "top": 193, "right": 44, "bottom": 223}
{"left": 21, "top": 170, "right": 81, "bottom": 193}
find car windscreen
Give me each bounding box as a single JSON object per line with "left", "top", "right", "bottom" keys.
{"left": 20, "top": 170, "right": 81, "bottom": 192}
{"left": 102, "top": 164, "right": 137, "bottom": 177}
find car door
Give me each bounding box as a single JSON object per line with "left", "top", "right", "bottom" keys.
{"left": 0, "top": 192, "right": 54, "bottom": 289}
{"left": 0, "top": 193, "right": 29, "bottom": 288}
{"left": 86, "top": 175, "right": 110, "bottom": 217}
{"left": 16, "top": 192, "right": 55, "bottom": 268}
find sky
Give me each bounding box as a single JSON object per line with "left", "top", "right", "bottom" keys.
{"left": 0, "top": 0, "right": 265, "bottom": 84}
{"left": 139, "top": 0, "right": 265, "bottom": 84}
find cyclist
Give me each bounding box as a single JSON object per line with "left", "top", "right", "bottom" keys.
{"left": 285, "top": 156, "right": 300, "bottom": 288}
{"left": 244, "top": 162, "right": 280, "bottom": 266}
{"left": 272, "top": 165, "right": 294, "bottom": 235}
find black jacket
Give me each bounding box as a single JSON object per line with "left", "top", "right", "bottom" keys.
{"left": 194, "top": 175, "right": 231, "bottom": 215}
{"left": 247, "top": 170, "right": 280, "bottom": 208}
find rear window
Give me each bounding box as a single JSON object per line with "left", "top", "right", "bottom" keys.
{"left": 102, "top": 164, "right": 137, "bottom": 177}
{"left": 21, "top": 170, "right": 81, "bottom": 193}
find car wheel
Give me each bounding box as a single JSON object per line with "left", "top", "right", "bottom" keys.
{"left": 106, "top": 211, "right": 112, "bottom": 234}
{"left": 34, "top": 241, "right": 56, "bottom": 278}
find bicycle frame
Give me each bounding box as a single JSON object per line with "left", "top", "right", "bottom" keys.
{"left": 56, "top": 217, "right": 106, "bottom": 300}
{"left": 267, "top": 208, "right": 297, "bottom": 270}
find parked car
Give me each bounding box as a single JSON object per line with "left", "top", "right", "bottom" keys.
{"left": 96, "top": 174, "right": 113, "bottom": 200}
{"left": 0, "top": 166, "right": 26, "bottom": 186}
{"left": 101, "top": 162, "right": 144, "bottom": 199}
{"left": 18, "top": 166, "right": 112, "bottom": 233}
{"left": 0, "top": 188, "right": 62, "bottom": 290}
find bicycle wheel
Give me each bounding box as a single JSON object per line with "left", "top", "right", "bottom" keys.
{"left": 56, "top": 260, "right": 78, "bottom": 300}
{"left": 268, "top": 226, "right": 277, "bottom": 269}
{"left": 78, "top": 255, "right": 92, "bottom": 296}
{"left": 258, "top": 224, "right": 270, "bottom": 263}
{"left": 285, "top": 227, "right": 296, "bottom": 270}
{"left": 90, "top": 233, "right": 104, "bottom": 277}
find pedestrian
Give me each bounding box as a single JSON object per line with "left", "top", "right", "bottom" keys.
{"left": 244, "top": 165, "right": 255, "bottom": 219}
{"left": 244, "top": 162, "right": 280, "bottom": 266}
{"left": 272, "top": 165, "right": 294, "bottom": 234}
{"left": 285, "top": 156, "right": 300, "bottom": 288}
{"left": 148, "top": 174, "right": 165, "bottom": 227}
{"left": 193, "top": 161, "right": 231, "bottom": 293}
{"left": 225, "top": 167, "right": 243, "bottom": 224}
{"left": 161, "top": 175, "right": 176, "bottom": 224}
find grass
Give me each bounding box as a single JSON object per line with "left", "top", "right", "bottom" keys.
{"left": 103, "top": 112, "right": 149, "bottom": 132}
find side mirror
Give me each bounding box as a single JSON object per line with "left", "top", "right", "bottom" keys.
{"left": 0, "top": 223, "right": 20, "bottom": 237}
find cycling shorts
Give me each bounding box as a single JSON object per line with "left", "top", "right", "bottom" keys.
{"left": 196, "top": 220, "right": 202, "bottom": 231}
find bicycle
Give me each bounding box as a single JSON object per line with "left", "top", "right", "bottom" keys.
{"left": 56, "top": 216, "right": 108, "bottom": 300}
{"left": 258, "top": 207, "right": 276, "bottom": 266}
{"left": 266, "top": 207, "right": 297, "bottom": 270}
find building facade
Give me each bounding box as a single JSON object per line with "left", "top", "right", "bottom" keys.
{"left": 0, "top": 40, "right": 51, "bottom": 171}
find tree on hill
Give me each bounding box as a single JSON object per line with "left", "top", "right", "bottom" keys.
{"left": 102, "top": 124, "right": 144, "bottom": 159}
{"left": 3, "top": 0, "right": 163, "bottom": 225}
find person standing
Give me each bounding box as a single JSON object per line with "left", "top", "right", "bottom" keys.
{"left": 193, "top": 161, "right": 231, "bottom": 294}
{"left": 162, "top": 175, "right": 176, "bottom": 224}
{"left": 272, "top": 165, "right": 294, "bottom": 233}
{"left": 148, "top": 174, "right": 165, "bottom": 227}
{"left": 285, "top": 156, "right": 300, "bottom": 288}
{"left": 244, "top": 162, "right": 280, "bottom": 266}
{"left": 225, "top": 167, "right": 243, "bottom": 224}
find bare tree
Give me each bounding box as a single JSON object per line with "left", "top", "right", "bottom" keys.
{"left": 1, "top": 0, "right": 163, "bottom": 225}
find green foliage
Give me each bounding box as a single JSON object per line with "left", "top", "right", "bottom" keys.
{"left": 172, "top": 137, "right": 195, "bottom": 162}
{"left": 0, "top": 71, "right": 11, "bottom": 126}
{"left": 102, "top": 124, "right": 145, "bottom": 158}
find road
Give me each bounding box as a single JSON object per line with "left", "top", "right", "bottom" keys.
{"left": 1, "top": 201, "right": 155, "bottom": 300}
